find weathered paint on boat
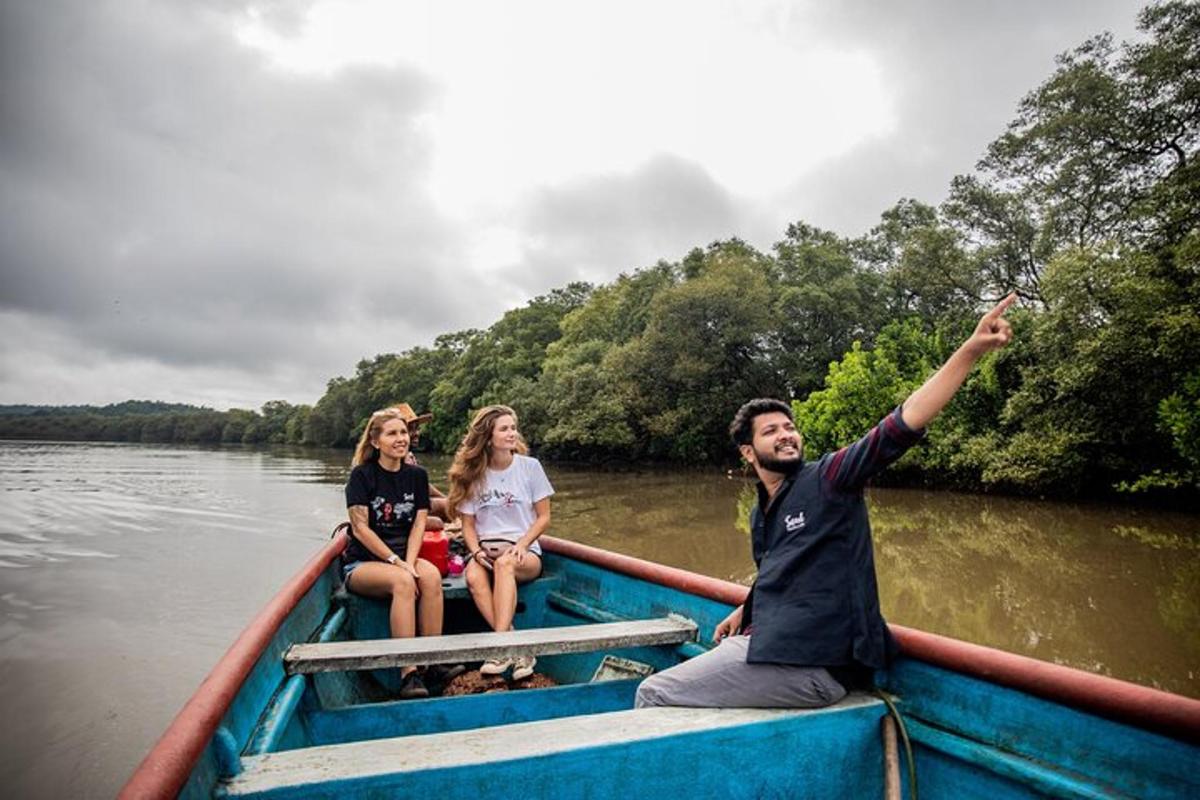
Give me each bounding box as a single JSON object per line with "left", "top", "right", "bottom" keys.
{"left": 119, "top": 531, "right": 1200, "bottom": 799}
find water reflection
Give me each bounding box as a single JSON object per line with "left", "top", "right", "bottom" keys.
{"left": 868, "top": 488, "right": 1200, "bottom": 696}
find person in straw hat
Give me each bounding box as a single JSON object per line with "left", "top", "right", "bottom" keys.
{"left": 391, "top": 403, "right": 452, "bottom": 530}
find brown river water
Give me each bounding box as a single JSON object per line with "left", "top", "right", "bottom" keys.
{"left": 0, "top": 441, "right": 1196, "bottom": 798}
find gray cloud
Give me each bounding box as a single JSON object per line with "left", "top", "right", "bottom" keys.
{"left": 0, "top": 0, "right": 479, "bottom": 402}
{"left": 0, "top": 0, "right": 1149, "bottom": 408}
{"left": 515, "top": 153, "right": 743, "bottom": 290}
{"left": 764, "top": 0, "right": 1145, "bottom": 238}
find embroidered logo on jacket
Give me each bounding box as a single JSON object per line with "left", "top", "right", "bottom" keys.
{"left": 784, "top": 512, "right": 807, "bottom": 532}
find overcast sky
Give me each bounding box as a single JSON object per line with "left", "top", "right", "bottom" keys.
{"left": 0, "top": 0, "right": 1147, "bottom": 411}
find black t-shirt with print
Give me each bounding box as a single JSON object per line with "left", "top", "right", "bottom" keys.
{"left": 344, "top": 460, "right": 430, "bottom": 563}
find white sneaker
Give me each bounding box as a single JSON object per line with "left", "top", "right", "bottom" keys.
{"left": 511, "top": 655, "right": 537, "bottom": 681}
{"left": 480, "top": 657, "right": 511, "bottom": 676}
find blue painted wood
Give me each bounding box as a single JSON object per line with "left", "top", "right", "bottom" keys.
{"left": 675, "top": 641, "right": 710, "bottom": 659}
{"left": 245, "top": 675, "right": 307, "bottom": 756}
{"left": 907, "top": 718, "right": 1119, "bottom": 800}
{"left": 180, "top": 742, "right": 223, "bottom": 800}
{"left": 213, "top": 726, "right": 241, "bottom": 778}
{"left": 546, "top": 589, "right": 711, "bottom": 661}
{"left": 228, "top": 700, "right": 888, "bottom": 800}
{"left": 911, "top": 742, "right": 1047, "bottom": 800}
{"left": 246, "top": 606, "right": 346, "bottom": 755}
{"left": 882, "top": 660, "right": 1200, "bottom": 799}
{"left": 221, "top": 571, "right": 334, "bottom": 748}
{"left": 316, "top": 608, "right": 348, "bottom": 643}
{"left": 304, "top": 679, "right": 641, "bottom": 747}
{"left": 539, "top": 573, "right": 717, "bottom": 682}
{"left": 546, "top": 589, "right": 627, "bottom": 622}
{"left": 543, "top": 556, "right": 733, "bottom": 641}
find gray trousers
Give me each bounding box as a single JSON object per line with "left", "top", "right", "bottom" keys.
{"left": 634, "top": 635, "right": 847, "bottom": 709}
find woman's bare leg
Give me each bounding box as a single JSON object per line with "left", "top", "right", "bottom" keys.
{"left": 465, "top": 559, "right": 497, "bottom": 629}
{"left": 492, "top": 553, "right": 542, "bottom": 632}
{"left": 347, "top": 562, "right": 419, "bottom": 675}
{"left": 414, "top": 558, "right": 444, "bottom": 636}
{"left": 491, "top": 554, "right": 517, "bottom": 632}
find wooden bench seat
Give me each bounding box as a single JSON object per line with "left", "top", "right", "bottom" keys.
{"left": 223, "top": 695, "right": 884, "bottom": 798}
{"left": 284, "top": 616, "right": 699, "bottom": 675}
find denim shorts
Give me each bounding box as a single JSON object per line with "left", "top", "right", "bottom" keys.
{"left": 341, "top": 559, "right": 364, "bottom": 586}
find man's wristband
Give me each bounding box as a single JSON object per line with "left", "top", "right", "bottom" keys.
{"left": 386, "top": 554, "right": 401, "bottom": 565}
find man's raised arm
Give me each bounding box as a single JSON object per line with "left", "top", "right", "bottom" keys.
{"left": 901, "top": 293, "right": 1016, "bottom": 432}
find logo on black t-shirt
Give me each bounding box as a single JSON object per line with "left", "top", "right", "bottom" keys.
{"left": 372, "top": 493, "right": 415, "bottom": 526}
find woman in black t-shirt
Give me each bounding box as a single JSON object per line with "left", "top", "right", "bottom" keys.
{"left": 344, "top": 407, "right": 446, "bottom": 699}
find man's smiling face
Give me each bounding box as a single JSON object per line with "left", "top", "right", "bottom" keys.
{"left": 742, "top": 411, "right": 803, "bottom": 476}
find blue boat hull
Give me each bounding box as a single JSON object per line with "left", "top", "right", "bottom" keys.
{"left": 121, "top": 533, "right": 1200, "bottom": 799}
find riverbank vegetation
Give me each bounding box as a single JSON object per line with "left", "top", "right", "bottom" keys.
{"left": 2, "top": 3, "right": 1196, "bottom": 499}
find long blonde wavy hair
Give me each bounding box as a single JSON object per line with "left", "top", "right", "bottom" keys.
{"left": 446, "top": 404, "right": 528, "bottom": 519}
{"left": 350, "top": 407, "right": 409, "bottom": 467}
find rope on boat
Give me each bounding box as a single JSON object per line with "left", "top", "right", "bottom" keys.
{"left": 874, "top": 689, "right": 918, "bottom": 800}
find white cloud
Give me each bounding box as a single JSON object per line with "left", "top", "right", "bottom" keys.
{"left": 235, "top": 1, "right": 896, "bottom": 206}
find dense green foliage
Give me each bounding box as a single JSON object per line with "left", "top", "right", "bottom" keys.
{"left": 0, "top": 400, "right": 201, "bottom": 417}
{"left": 3, "top": 3, "right": 1196, "bottom": 497}
{"left": 0, "top": 399, "right": 312, "bottom": 444}
{"left": 0, "top": 398, "right": 314, "bottom": 443}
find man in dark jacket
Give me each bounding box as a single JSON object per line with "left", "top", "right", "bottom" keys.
{"left": 636, "top": 294, "right": 1016, "bottom": 708}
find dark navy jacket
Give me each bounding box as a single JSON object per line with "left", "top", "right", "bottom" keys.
{"left": 742, "top": 406, "right": 924, "bottom": 669}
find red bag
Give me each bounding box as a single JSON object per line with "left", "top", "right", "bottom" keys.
{"left": 419, "top": 528, "right": 449, "bottom": 577}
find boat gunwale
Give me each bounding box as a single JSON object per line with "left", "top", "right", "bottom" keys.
{"left": 120, "top": 529, "right": 1200, "bottom": 799}
{"left": 118, "top": 533, "right": 347, "bottom": 800}
{"left": 540, "top": 535, "right": 1200, "bottom": 745}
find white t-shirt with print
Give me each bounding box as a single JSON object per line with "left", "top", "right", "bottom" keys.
{"left": 458, "top": 454, "right": 554, "bottom": 555}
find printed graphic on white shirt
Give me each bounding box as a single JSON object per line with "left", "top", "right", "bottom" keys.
{"left": 476, "top": 488, "right": 519, "bottom": 510}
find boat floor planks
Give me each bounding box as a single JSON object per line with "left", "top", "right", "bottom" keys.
{"left": 223, "top": 695, "right": 884, "bottom": 798}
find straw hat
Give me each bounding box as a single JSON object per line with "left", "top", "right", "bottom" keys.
{"left": 392, "top": 403, "right": 433, "bottom": 426}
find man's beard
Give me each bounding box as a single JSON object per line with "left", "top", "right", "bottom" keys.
{"left": 755, "top": 447, "right": 802, "bottom": 476}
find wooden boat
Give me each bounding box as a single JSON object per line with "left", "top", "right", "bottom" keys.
{"left": 120, "top": 530, "right": 1200, "bottom": 799}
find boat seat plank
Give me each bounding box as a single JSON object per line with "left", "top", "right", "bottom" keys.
{"left": 224, "top": 695, "right": 883, "bottom": 796}
{"left": 284, "top": 616, "right": 699, "bottom": 675}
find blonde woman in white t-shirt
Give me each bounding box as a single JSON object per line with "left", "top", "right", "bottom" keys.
{"left": 447, "top": 405, "right": 554, "bottom": 680}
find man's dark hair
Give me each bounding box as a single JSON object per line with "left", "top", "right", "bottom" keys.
{"left": 729, "top": 398, "right": 793, "bottom": 447}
